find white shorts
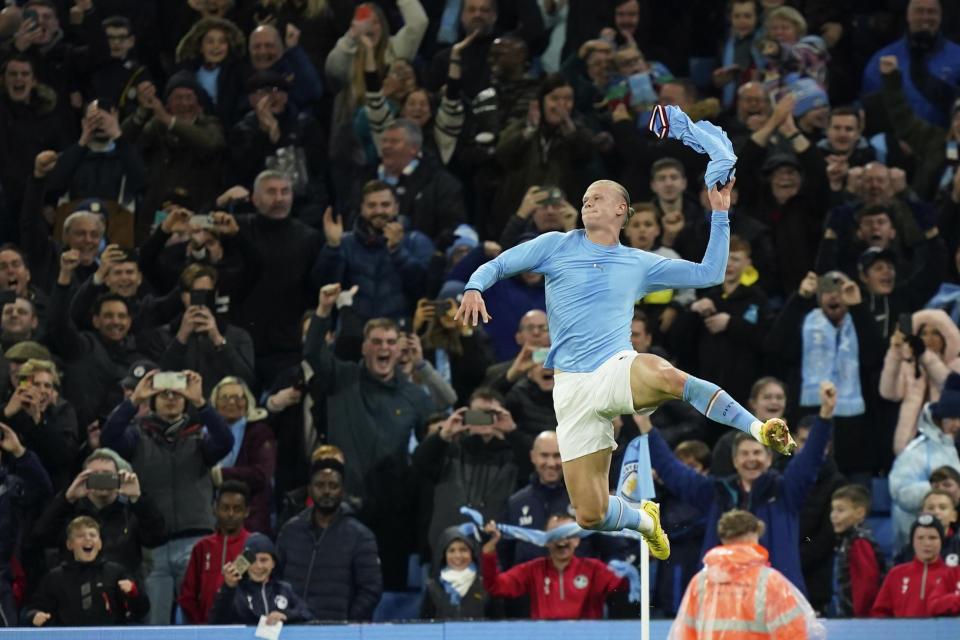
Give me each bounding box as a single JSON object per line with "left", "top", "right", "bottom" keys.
{"left": 553, "top": 350, "right": 641, "bottom": 462}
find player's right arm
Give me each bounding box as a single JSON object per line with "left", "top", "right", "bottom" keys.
{"left": 456, "top": 232, "right": 563, "bottom": 326}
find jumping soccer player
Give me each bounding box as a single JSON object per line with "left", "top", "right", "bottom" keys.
{"left": 455, "top": 178, "right": 795, "bottom": 560}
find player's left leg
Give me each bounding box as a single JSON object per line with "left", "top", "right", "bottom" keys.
{"left": 629, "top": 353, "right": 796, "bottom": 455}
{"left": 562, "top": 447, "right": 670, "bottom": 560}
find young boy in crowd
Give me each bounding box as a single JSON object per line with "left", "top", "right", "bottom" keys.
{"left": 22, "top": 516, "right": 149, "bottom": 626}
{"left": 830, "top": 484, "right": 885, "bottom": 617}
{"left": 893, "top": 490, "right": 960, "bottom": 564}
{"left": 930, "top": 466, "right": 960, "bottom": 507}
{"left": 178, "top": 480, "right": 252, "bottom": 623}
{"left": 209, "top": 533, "right": 314, "bottom": 624}
{"left": 872, "top": 514, "right": 951, "bottom": 617}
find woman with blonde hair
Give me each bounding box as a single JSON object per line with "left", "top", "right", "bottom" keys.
{"left": 326, "top": 0, "right": 427, "bottom": 123}
{"left": 209, "top": 376, "right": 276, "bottom": 533}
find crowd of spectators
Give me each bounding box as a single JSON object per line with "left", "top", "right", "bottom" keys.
{"left": 1, "top": 0, "right": 960, "bottom": 628}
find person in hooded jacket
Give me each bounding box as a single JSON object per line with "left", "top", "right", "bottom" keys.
{"left": 210, "top": 532, "right": 314, "bottom": 624}
{"left": 22, "top": 515, "right": 149, "bottom": 626}
{"left": 421, "top": 525, "right": 499, "bottom": 620}
{"left": 669, "top": 509, "right": 823, "bottom": 640}
{"left": 881, "top": 308, "right": 960, "bottom": 421}
{"left": 174, "top": 17, "right": 248, "bottom": 127}
{"left": 888, "top": 372, "right": 960, "bottom": 548}
{"left": 275, "top": 458, "right": 382, "bottom": 621}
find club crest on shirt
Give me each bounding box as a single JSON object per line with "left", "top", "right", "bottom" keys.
{"left": 274, "top": 595, "right": 288, "bottom": 610}
{"left": 519, "top": 505, "right": 533, "bottom": 526}
{"left": 573, "top": 574, "right": 589, "bottom": 589}
{"left": 946, "top": 553, "right": 959, "bottom": 567}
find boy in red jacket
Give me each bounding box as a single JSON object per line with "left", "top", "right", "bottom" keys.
{"left": 481, "top": 513, "right": 626, "bottom": 619}
{"left": 872, "top": 514, "right": 951, "bottom": 617}
{"left": 830, "top": 484, "right": 885, "bottom": 616}
{"left": 177, "top": 481, "right": 251, "bottom": 623}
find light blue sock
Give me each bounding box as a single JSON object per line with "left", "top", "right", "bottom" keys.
{"left": 594, "top": 496, "right": 652, "bottom": 534}
{"left": 682, "top": 376, "right": 760, "bottom": 435}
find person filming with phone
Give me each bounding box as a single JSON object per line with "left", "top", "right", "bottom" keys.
{"left": 100, "top": 367, "right": 234, "bottom": 625}
{"left": 142, "top": 263, "right": 255, "bottom": 395}
{"left": 413, "top": 387, "right": 523, "bottom": 556}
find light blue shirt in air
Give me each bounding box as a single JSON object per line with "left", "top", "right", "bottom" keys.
{"left": 464, "top": 212, "right": 730, "bottom": 373}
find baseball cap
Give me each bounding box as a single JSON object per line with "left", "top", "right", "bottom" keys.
{"left": 121, "top": 360, "right": 158, "bottom": 390}
{"left": 857, "top": 246, "right": 896, "bottom": 273}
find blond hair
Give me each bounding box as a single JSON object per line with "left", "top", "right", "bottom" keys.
{"left": 717, "top": 509, "right": 766, "bottom": 542}
{"left": 19, "top": 358, "right": 60, "bottom": 387}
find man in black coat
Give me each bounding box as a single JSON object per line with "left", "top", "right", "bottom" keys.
{"left": 276, "top": 458, "right": 382, "bottom": 621}
{"left": 234, "top": 170, "right": 319, "bottom": 385}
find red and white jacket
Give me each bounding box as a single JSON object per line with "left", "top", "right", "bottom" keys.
{"left": 871, "top": 556, "right": 951, "bottom": 617}
{"left": 482, "top": 551, "right": 625, "bottom": 619}
{"left": 177, "top": 528, "right": 251, "bottom": 623}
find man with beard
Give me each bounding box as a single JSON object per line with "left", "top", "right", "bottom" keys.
{"left": 313, "top": 180, "right": 431, "bottom": 323}
{"left": 100, "top": 367, "right": 233, "bottom": 625}
{"left": 275, "top": 458, "right": 382, "bottom": 621}
{"left": 49, "top": 249, "right": 145, "bottom": 427}
{"left": 862, "top": 0, "right": 960, "bottom": 127}
{"left": 305, "top": 284, "right": 430, "bottom": 590}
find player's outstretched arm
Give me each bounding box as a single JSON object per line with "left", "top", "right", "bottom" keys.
{"left": 455, "top": 290, "right": 491, "bottom": 326}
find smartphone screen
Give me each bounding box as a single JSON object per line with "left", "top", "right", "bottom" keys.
{"left": 463, "top": 409, "right": 494, "bottom": 426}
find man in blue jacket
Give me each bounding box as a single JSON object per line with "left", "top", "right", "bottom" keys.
{"left": 276, "top": 458, "right": 382, "bottom": 621}
{"left": 640, "top": 382, "right": 836, "bottom": 594}
{"left": 313, "top": 180, "right": 432, "bottom": 323}
{"left": 862, "top": 0, "right": 960, "bottom": 127}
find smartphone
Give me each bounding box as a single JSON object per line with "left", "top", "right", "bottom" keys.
{"left": 189, "top": 214, "right": 215, "bottom": 230}
{"left": 463, "top": 409, "right": 495, "bottom": 426}
{"left": 86, "top": 471, "right": 121, "bottom": 491}
{"left": 898, "top": 312, "right": 913, "bottom": 335}
{"left": 232, "top": 549, "right": 256, "bottom": 575}
{"left": 23, "top": 8, "right": 39, "bottom": 27}
{"left": 189, "top": 290, "right": 215, "bottom": 309}
{"left": 427, "top": 299, "right": 450, "bottom": 315}
{"left": 532, "top": 348, "right": 550, "bottom": 364}
{"left": 18, "top": 376, "right": 33, "bottom": 388}
{"left": 153, "top": 371, "right": 187, "bottom": 391}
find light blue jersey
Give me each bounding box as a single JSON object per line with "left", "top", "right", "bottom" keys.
{"left": 465, "top": 212, "right": 730, "bottom": 372}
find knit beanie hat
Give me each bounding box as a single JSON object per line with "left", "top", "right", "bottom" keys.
{"left": 910, "top": 513, "right": 946, "bottom": 546}
{"left": 789, "top": 78, "right": 828, "bottom": 117}
{"left": 930, "top": 372, "right": 960, "bottom": 419}
{"left": 243, "top": 532, "right": 278, "bottom": 562}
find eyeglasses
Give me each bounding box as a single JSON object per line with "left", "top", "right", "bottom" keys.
{"left": 157, "top": 389, "right": 180, "bottom": 398}
{"left": 218, "top": 393, "right": 245, "bottom": 403}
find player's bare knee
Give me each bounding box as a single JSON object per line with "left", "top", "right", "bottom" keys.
{"left": 656, "top": 365, "right": 687, "bottom": 397}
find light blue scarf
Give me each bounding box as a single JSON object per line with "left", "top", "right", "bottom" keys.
{"left": 801, "top": 309, "right": 864, "bottom": 416}
{"left": 457, "top": 507, "right": 642, "bottom": 602}
{"left": 219, "top": 417, "right": 247, "bottom": 468}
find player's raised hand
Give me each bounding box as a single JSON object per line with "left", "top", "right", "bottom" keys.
{"left": 455, "top": 290, "right": 491, "bottom": 326}
{"left": 706, "top": 177, "right": 735, "bottom": 212}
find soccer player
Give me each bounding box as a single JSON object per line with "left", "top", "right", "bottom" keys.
{"left": 455, "top": 178, "right": 795, "bottom": 559}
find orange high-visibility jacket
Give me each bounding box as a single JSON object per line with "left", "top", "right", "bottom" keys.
{"left": 669, "top": 543, "right": 820, "bottom": 640}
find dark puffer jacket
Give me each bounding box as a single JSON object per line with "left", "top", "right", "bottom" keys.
{"left": 209, "top": 576, "right": 314, "bottom": 625}
{"left": 312, "top": 216, "right": 431, "bottom": 322}
{"left": 275, "top": 505, "right": 382, "bottom": 621}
